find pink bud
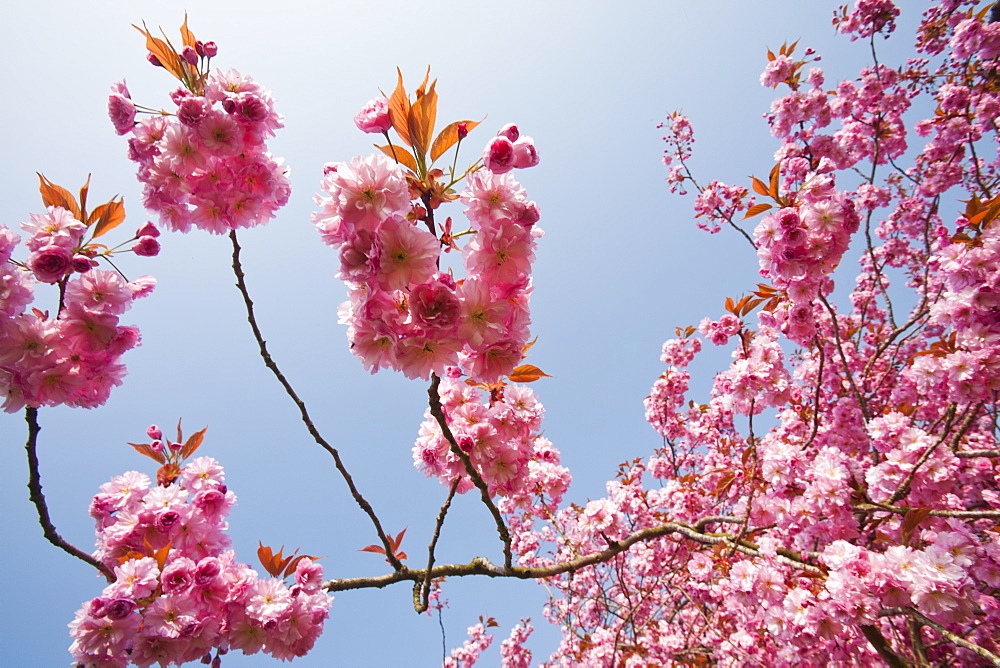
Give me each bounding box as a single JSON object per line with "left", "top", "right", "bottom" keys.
{"left": 147, "top": 425, "right": 162, "bottom": 439}
{"left": 169, "top": 441, "right": 183, "bottom": 452}
{"left": 512, "top": 137, "right": 539, "bottom": 169}
{"left": 457, "top": 122, "right": 469, "bottom": 140}
{"left": 497, "top": 123, "right": 519, "bottom": 142}
{"left": 71, "top": 255, "right": 94, "bottom": 273}
{"left": 195, "top": 40, "right": 206, "bottom": 58}
{"left": 150, "top": 440, "right": 164, "bottom": 453}
{"left": 133, "top": 236, "right": 161, "bottom": 257}
{"left": 484, "top": 136, "right": 516, "bottom": 174}
{"left": 181, "top": 46, "right": 198, "bottom": 66}
{"left": 203, "top": 41, "right": 218, "bottom": 57}
{"left": 147, "top": 52, "right": 162, "bottom": 67}
{"left": 136, "top": 221, "right": 160, "bottom": 238}
{"left": 354, "top": 96, "right": 392, "bottom": 134}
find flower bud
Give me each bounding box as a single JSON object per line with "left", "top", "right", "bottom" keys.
{"left": 497, "top": 123, "right": 519, "bottom": 142}
{"left": 147, "top": 52, "right": 162, "bottom": 67}
{"left": 484, "top": 136, "right": 516, "bottom": 174}
{"left": 150, "top": 439, "right": 164, "bottom": 453}
{"left": 354, "top": 96, "right": 392, "bottom": 134}
{"left": 71, "top": 255, "right": 94, "bottom": 273}
{"left": 512, "top": 137, "right": 539, "bottom": 169}
{"left": 147, "top": 425, "right": 162, "bottom": 439}
{"left": 203, "top": 41, "right": 218, "bottom": 57}
{"left": 136, "top": 221, "right": 160, "bottom": 238}
{"left": 133, "top": 236, "right": 161, "bottom": 257}
{"left": 457, "top": 122, "right": 469, "bottom": 139}
{"left": 195, "top": 40, "right": 206, "bottom": 58}
{"left": 181, "top": 46, "right": 199, "bottom": 66}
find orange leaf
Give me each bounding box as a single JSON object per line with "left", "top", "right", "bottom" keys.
{"left": 750, "top": 176, "right": 770, "bottom": 198}
{"left": 507, "top": 364, "right": 552, "bottom": 383}
{"left": 407, "top": 79, "right": 438, "bottom": 158}
{"left": 78, "top": 174, "right": 91, "bottom": 218}
{"left": 901, "top": 507, "right": 932, "bottom": 546}
{"left": 128, "top": 441, "right": 167, "bottom": 465}
{"left": 132, "top": 23, "right": 183, "bottom": 80}
{"left": 157, "top": 462, "right": 182, "bottom": 487}
{"left": 375, "top": 144, "right": 417, "bottom": 172}
{"left": 154, "top": 542, "right": 171, "bottom": 570}
{"left": 180, "top": 426, "right": 207, "bottom": 460}
{"left": 36, "top": 173, "right": 81, "bottom": 220}
{"left": 431, "top": 119, "right": 482, "bottom": 162}
{"left": 90, "top": 197, "right": 126, "bottom": 238}
{"left": 179, "top": 14, "right": 197, "bottom": 49}
{"left": 768, "top": 163, "right": 781, "bottom": 198}
{"left": 742, "top": 203, "right": 773, "bottom": 220}
{"left": 388, "top": 68, "right": 412, "bottom": 147}
{"left": 360, "top": 544, "right": 387, "bottom": 555}
{"left": 521, "top": 337, "right": 538, "bottom": 355}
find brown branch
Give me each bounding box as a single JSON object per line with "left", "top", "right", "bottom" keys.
{"left": 854, "top": 503, "right": 1000, "bottom": 520}
{"left": 428, "top": 373, "right": 513, "bottom": 569}
{"left": 861, "top": 624, "right": 911, "bottom": 668}
{"left": 414, "top": 478, "right": 459, "bottom": 614}
{"left": 907, "top": 608, "right": 1000, "bottom": 665}
{"left": 24, "top": 407, "right": 114, "bottom": 582}
{"left": 323, "top": 518, "right": 821, "bottom": 596}
{"left": 956, "top": 449, "right": 1000, "bottom": 458}
{"left": 229, "top": 230, "right": 402, "bottom": 571}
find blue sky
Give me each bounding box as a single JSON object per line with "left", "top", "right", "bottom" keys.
{"left": 1, "top": 1, "right": 919, "bottom": 665}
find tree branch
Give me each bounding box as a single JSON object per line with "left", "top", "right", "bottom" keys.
{"left": 229, "top": 230, "right": 403, "bottom": 571}
{"left": 428, "top": 373, "right": 513, "bottom": 569}
{"left": 24, "top": 407, "right": 114, "bottom": 582}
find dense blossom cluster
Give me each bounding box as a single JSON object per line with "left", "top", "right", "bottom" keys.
{"left": 412, "top": 373, "right": 570, "bottom": 499}
{"left": 0, "top": 214, "right": 154, "bottom": 412}
{"left": 69, "top": 454, "right": 331, "bottom": 667}
{"left": 493, "top": 1, "right": 1000, "bottom": 665}
{"left": 111, "top": 69, "right": 289, "bottom": 234}
{"left": 313, "top": 129, "right": 542, "bottom": 383}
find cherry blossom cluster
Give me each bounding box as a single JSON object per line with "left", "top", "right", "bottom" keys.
{"left": 496, "top": 1, "right": 1000, "bottom": 664}
{"left": 111, "top": 68, "right": 289, "bottom": 234}
{"left": 70, "top": 452, "right": 331, "bottom": 667}
{"left": 313, "top": 130, "right": 542, "bottom": 383}
{"left": 0, "top": 215, "right": 155, "bottom": 412}
{"left": 413, "top": 373, "right": 570, "bottom": 500}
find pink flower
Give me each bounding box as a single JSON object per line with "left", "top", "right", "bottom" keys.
{"left": 28, "top": 245, "right": 72, "bottom": 283}
{"left": 108, "top": 80, "right": 136, "bottom": 135}
{"left": 484, "top": 136, "right": 516, "bottom": 174}
{"left": 410, "top": 279, "right": 462, "bottom": 331}
{"left": 375, "top": 215, "right": 439, "bottom": 290}
{"left": 354, "top": 96, "right": 392, "bottom": 134}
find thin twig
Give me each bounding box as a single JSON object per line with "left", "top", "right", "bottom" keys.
{"left": 907, "top": 608, "right": 1000, "bottom": 665}
{"left": 415, "top": 478, "right": 460, "bottom": 614}
{"left": 229, "top": 230, "right": 402, "bottom": 571}
{"left": 427, "top": 374, "right": 514, "bottom": 569}
{"left": 323, "top": 517, "right": 821, "bottom": 593}
{"left": 24, "top": 407, "right": 114, "bottom": 582}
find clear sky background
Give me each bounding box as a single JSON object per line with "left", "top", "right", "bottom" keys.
{"left": 1, "top": 1, "right": 919, "bottom": 666}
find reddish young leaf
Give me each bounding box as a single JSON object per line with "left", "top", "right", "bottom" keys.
{"left": 901, "top": 508, "right": 932, "bottom": 546}
{"left": 180, "top": 426, "right": 207, "bottom": 460}
{"left": 128, "top": 441, "right": 167, "bottom": 465}
{"left": 78, "top": 174, "right": 91, "bottom": 217}
{"left": 388, "top": 68, "right": 412, "bottom": 146}
{"left": 742, "top": 202, "right": 773, "bottom": 220}
{"left": 36, "top": 173, "right": 81, "bottom": 220}
{"left": 750, "top": 176, "right": 771, "bottom": 198}
{"left": 507, "top": 364, "right": 552, "bottom": 383}
{"left": 133, "top": 23, "right": 184, "bottom": 80}
{"left": 179, "top": 14, "right": 197, "bottom": 49}
{"left": 375, "top": 144, "right": 418, "bottom": 172}
{"left": 360, "top": 544, "right": 387, "bottom": 555}
{"left": 91, "top": 197, "right": 126, "bottom": 238}
{"left": 768, "top": 163, "right": 781, "bottom": 198}
{"left": 430, "top": 119, "right": 482, "bottom": 162}
{"left": 407, "top": 79, "right": 438, "bottom": 158}
{"left": 157, "top": 462, "right": 182, "bottom": 487}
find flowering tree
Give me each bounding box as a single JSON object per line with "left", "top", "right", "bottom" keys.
{"left": 7, "top": 0, "right": 1000, "bottom": 665}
